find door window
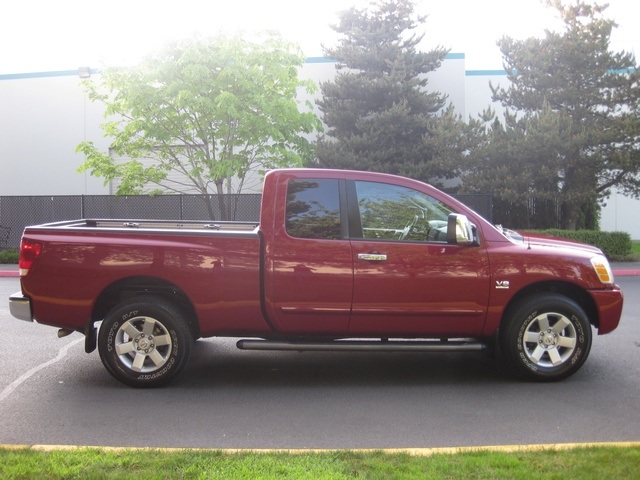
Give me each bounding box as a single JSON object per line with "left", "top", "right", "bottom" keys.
{"left": 355, "top": 181, "right": 454, "bottom": 242}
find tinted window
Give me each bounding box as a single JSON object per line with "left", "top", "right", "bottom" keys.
{"left": 355, "top": 181, "right": 455, "bottom": 242}
{"left": 286, "top": 179, "right": 342, "bottom": 240}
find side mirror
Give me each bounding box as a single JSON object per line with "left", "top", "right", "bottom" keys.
{"left": 447, "top": 214, "right": 475, "bottom": 245}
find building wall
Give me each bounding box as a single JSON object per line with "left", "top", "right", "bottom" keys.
{"left": 0, "top": 71, "right": 110, "bottom": 195}
{"left": 464, "top": 69, "right": 509, "bottom": 121}
{"left": 601, "top": 191, "right": 640, "bottom": 240}
{"left": 1, "top": 57, "right": 638, "bottom": 238}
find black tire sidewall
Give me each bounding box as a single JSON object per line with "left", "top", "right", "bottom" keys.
{"left": 98, "top": 297, "right": 192, "bottom": 387}
{"left": 502, "top": 294, "right": 592, "bottom": 381}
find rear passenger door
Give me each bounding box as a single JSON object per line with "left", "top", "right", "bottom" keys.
{"left": 265, "top": 176, "right": 353, "bottom": 335}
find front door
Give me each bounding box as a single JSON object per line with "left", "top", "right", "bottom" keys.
{"left": 348, "top": 180, "right": 490, "bottom": 337}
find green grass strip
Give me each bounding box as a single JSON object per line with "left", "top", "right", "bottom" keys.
{"left": 1, "top": 445, "right": 639, "bottom": 479}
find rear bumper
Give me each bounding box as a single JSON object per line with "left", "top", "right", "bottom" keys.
{"left": 590, "top": 286, "right": 623, "bottom": 335}
{"left": 9, "top": 291, "right": 33, "bottom": 322}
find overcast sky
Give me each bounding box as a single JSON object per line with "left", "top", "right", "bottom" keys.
{"left": 2, "top": 0, "right": 639, "bottom": 75}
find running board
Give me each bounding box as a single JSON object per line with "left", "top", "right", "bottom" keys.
{"left": 236, "top": 339, "right": 487, "bottom": 353}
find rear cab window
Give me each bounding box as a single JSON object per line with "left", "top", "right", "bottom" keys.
{"left": 285, "top": 179, "right": 342, "bottom": 240}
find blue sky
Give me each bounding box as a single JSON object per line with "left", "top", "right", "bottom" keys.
{"left": 3, "top": 0, "right": 639, "bottom": 74}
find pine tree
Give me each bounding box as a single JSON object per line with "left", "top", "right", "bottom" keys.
{"left": 470, "top": 0, "right": 640, "bottom": 230}
{"left": 316, "top": 0, "right": 457, "bottom": 182}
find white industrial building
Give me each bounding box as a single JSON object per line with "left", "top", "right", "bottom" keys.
{"left": 0, "top": 54, "right": 637, "bottom": 238}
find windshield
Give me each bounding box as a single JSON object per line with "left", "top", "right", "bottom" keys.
{"left": 495, "top": 224, "right": 525, "bottom": 245}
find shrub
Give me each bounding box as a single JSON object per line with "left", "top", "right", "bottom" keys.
{"left": 524, "top": 229, "right": 632, "bottom": 260}
{"left": 0, "top": 249, "right": 19, "bottom": 264}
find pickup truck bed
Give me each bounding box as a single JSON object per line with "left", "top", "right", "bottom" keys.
{"left": 40, "top": 218, "right": 259, "bottom": 232}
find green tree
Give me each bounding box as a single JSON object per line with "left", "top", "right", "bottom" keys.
{"left": 465, "top": 0, "right": 640, "bottom": 230}
{"left": 316, "top": 0, "right": 468, "bottom": 184}
{"left": 77, "top": 34, "right": 321, "bottom": 220}
{"left": 464, "top": 104, "right": 575, "bottom": 228}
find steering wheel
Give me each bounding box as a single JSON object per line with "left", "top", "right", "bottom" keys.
{"left": 399, "top": 215, "right": 419, "bottom": 240}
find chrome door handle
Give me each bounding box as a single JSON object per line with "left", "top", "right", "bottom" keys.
{"left": 358, "top": 253, "right": 387, "bottom": 261}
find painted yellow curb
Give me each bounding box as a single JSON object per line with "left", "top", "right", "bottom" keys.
{"left": 1, "top": 442, "right": 639, "bottom": 456}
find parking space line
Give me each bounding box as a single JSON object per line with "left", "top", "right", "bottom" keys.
{"left": 0, "top": 338, "right": 83, "bottom": 402}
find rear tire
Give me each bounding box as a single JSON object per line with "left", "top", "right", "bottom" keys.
{"left": 500, "top": 293, "right": 592, "bottom": 381}
{"left": 98, "top": 296, "right": 192, "bottom": 387}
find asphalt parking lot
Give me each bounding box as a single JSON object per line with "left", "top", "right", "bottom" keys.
{"left": 0, "top": 274, "right": 638, "bottom": 449}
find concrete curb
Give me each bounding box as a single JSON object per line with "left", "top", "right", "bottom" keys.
{"left": 1, "top": 441, "right": 639, "bottom": 455}
{"left": 613, "top": 269, "right": 640, "bottom": 277}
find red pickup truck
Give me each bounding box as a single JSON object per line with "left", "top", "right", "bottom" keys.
{"left": 9, "top": 169, "right": 623, "bottom": 387}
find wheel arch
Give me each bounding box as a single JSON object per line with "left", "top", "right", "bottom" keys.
{"left": 501, "top": 281, "right": 599, "bottom": 330}
{"left": 87, "top": 276, "right": 200, "bottom": 348}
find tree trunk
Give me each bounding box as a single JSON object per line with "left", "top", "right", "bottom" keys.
{"left": 560, "top": 163, "right": 593, "bottom": 230}
{"left": 203, "top": 194, "right": 216, "bottom": 221}
{"left": 561, "top": 200, "right": 581, "bottom": 230}
{"left": 215, "top": 180, "right": 229, "bottom": 221}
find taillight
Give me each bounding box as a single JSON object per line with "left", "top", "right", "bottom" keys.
{"left": 19, "top": 238, "right": 43, "bottom": 276}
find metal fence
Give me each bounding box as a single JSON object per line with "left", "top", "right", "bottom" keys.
{"left": 456, "top": 194, "right": 493, "bottom": 225}
{"left": 0, "top": 193, "right": 492, "bottom": 250}
{"left": 0, "top": 194, "right": 262, "bottom": 250}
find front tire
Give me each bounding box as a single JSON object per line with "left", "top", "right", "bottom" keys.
{"left": 500, "top": 293, "right": 592, "bottom": 381}
{"left": 98, "top": 296, "right": 192, "bottom": 387}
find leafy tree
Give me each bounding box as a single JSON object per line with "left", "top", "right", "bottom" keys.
{"left": 316, "top": 0, "right": 469, "bottom": 184}
{"left": 464, "top": 0, "right": 640, "bottom": 230}
{"left": 77, "top": 34, "right": 321, "bottom": 220}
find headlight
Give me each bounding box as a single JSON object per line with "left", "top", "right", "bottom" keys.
{"left": 591, "top": 255, "right": 614, "bottom": 284}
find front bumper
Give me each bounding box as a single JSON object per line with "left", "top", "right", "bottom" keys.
{"left": 590, "top": 286, "right": 624, "bottom": 335}
{"left": 9, "top": 291, "right": 33, "bottom": 322}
